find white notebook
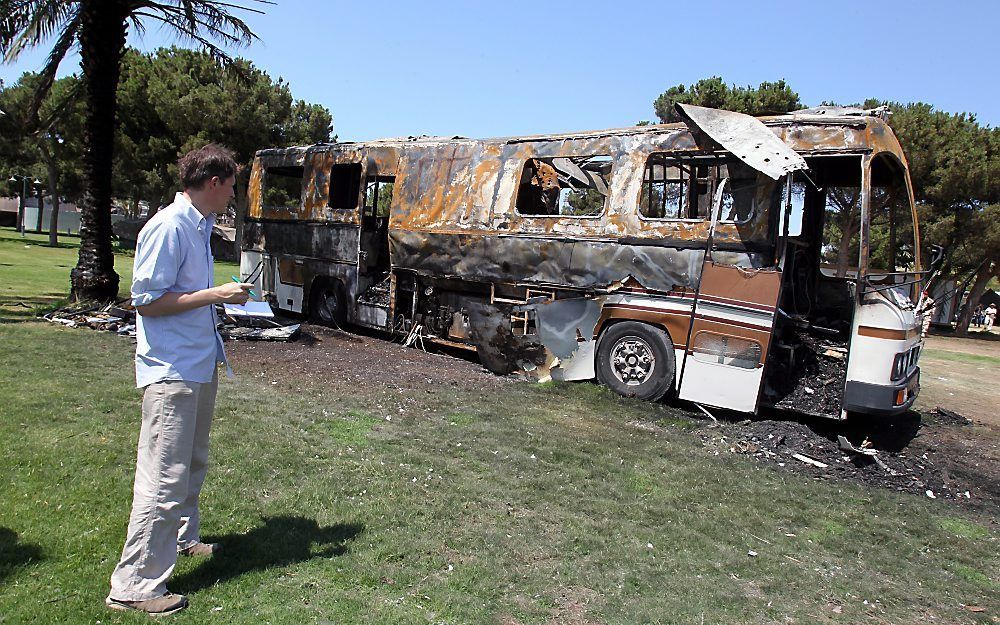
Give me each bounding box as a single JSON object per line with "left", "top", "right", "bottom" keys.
{"left": 223, "top": 301, "right": 274, "bottom": 317}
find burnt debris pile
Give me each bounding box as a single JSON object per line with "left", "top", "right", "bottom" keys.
{"left": 357, "top": 276, "right": 391, "bottom": 307}
{"left": 701, "top": 413, "right": 980, "bottom": 504}
{"left": 765, "top": 327, "right": 849, "bottom": 418}
{"left": 44, "top": 300, "right": 137, "bottom": 336}
{"left": 42, "top": 301, "right": 301, "bottom": 342}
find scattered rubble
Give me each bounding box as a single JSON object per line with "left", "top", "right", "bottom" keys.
{"left": 928, "top": 407, "right": 972, "bottom": 426}
{"left": 42, "top": 300, "right": 301, "bottom": 342}
{"left": 219, "top": 323, "right": 301, "bottom": 342}
{"left": 43, "top": 301, "right": 137, "bottom": 336}
{"left": 766, "top": 328, "right": 849, "bottom": 418}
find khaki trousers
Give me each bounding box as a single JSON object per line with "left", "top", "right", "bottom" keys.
{"left": 108, "top": 372, "right": 218, "bottom": 601}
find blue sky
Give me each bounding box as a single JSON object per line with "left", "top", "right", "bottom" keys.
{"left": 2, "top": 0, "right": 997, "bottom": 142}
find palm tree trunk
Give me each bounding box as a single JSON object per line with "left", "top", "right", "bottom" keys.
{"left": 69, "top": 0, "right": 128, "bottom": 302}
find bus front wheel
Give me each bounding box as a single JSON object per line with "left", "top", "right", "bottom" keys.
{"left": 596, "top": 321, "right": 675, "bottom": 401}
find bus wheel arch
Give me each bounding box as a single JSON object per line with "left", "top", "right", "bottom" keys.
{"left": 309, "top": 277, "right": 347, "bottom": 326}
{"left": 595, "top": 320, "right": 676, "bottom": 401}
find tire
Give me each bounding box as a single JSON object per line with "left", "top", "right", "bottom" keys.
{"left": 309, "top": 279, "right": 347, "bottom": 326}
{"left": 595, "top": 321, "right": 675, "bottom": 401}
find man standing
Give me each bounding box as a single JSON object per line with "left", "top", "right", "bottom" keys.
{"left": 986, "top": 303, "right": 998, "bottom": 332}
{"left": 106, "top": 145, "right": 252, "bottom": 615}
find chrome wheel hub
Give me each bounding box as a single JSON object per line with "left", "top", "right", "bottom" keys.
{"left": 610, "top": 337, "right": 655, "bottom": 385}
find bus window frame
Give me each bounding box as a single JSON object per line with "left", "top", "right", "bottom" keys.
{"left": 512, "top": 155, "right": 613, "bottom": 220}
{"left": 635, "top": 152, "right": 764, "bottom": 226}
{"left": 860, "top": 151, "right": 923, "bottom": 300}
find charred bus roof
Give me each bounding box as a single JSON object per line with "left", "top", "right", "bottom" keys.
{"left": 253, "top": 108, "right": 907, "bottom": 166}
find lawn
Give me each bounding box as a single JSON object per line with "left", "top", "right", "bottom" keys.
{"left": 0, "top": 227, "right": 237, "bottom": 321}
{"left": 0, "top": 228, "right": 996, "bottom": 624}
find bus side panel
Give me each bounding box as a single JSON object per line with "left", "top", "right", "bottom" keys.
{"left": 389, "top": 230, "right": 713, "bottom": 294}
{"left": 243, "top": 219, "right": 361, "bottom": 315}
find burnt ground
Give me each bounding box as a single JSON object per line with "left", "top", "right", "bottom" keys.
{"left": 227, "top": 323, "right": 1000, "bottom": 516}
{"left": 696, "top": 410, "right": 1000, "bottom": 515}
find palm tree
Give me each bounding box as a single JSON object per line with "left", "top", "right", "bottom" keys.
{"left": 1, "top": 0, "right": 264, "bottom": 301}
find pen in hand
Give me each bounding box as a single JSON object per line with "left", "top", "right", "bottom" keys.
{"left": 231, "top": 276, "right": 257, "bottom": 299}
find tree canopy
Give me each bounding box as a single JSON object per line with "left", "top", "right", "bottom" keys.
{"left": 113, "top": 46, "right": 332, "bottom": 209}
{"left": 1, "top": 45, "right": 333, "bottom": 219}
{"left": 653, "top": 77, "right": 802, "bottom": 123}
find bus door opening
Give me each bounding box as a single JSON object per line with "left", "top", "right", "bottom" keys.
{"left": 761, "top": 156, "right": 864, "bottom": 418}
{"left": 356, "top": 175, "right": 394, "bottom": 315}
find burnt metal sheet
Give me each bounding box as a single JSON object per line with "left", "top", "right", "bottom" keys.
{"left": 675, "top": 104, "right": 808, "bottom": 180}
{"left": 389, "top": 231, "right": 706, "bottom": 293}
{"left": 243, "top": 220, "right": 360, "bottom": 264}
{"left": 792, "top": 105, "right": 890, "bottom": 120}
{"left": 533, "top": 297, "right": 603, "bottom": 381}
{"left": 466, "top": 302, "right": 548, "bottom": 374}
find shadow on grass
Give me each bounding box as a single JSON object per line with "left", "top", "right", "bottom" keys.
{"left": 0, "top": 527, "right": 44, "bottom": 583}
{"left": 170, "top": 515, "right": 363, "bottom": 594}
{"left": 0, "top": 295, "right": 67, "bottom": 324}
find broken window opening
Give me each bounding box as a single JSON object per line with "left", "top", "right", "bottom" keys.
{"left": 867, "top": 154, "right": 916, "bottom": 280}
{"left": 640, "top": 154, "right": 776, "bottom": 223}
{"left": 328, "top": 162, "right": 363, "bottom": 210}
{"left": 262, "top": 166, "right": 304, "bottom": 212}
{"left": 515, "top": 155, "right": 611, "bottom": 217}
{"left": 778, "top": 178, "right": 807, "bottom": 238}
{"left": 820, "top": 187, "right": 862, "bottom": 279}
{"left": 364, "top": 176, "right": 395, "bottom": 218}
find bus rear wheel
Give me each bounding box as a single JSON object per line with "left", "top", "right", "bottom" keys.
{"left": 596, "top": 321, "right": 675, "bottom": 401}
{"left": 309, "top": 280, "right": 347, "bottom": 327}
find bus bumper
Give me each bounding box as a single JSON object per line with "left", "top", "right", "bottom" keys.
{"left": 843, "top": 368, "right": 920, "bottom": 416}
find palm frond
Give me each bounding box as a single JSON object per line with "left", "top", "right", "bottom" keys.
{"left": 34, "top": 72, "right": 83, "bottom": 133}
{"left": 2, "top": 0, "right": 76, "bottom": 62}
{"left": 23, "top": 9, "right": 80, "bottom": 131}
{"left": 132, "top": 0, "right": 266, "bottom": 56}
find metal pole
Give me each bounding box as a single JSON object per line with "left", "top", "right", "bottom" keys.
{"left": 34, "top": 181, "right": 44, "bottom": 233}
{"left": 19, "top": 177, "right": 27, "bottom": 237}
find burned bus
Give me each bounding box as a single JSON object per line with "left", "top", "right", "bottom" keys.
{"left": 239, "top": 104, "right": 925, "bottom": 419}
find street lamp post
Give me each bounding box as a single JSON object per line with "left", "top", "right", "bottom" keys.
{"left": 6, "top": 174, "right": 42, "bottom": 236}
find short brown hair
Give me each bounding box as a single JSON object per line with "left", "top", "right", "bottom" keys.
{"left": 178, "top": 144, "right": 238, "bottom": 189}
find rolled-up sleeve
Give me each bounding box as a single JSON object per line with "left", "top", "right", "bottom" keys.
{"left": 131, "top": 222, "right": 182, "bottom": 307}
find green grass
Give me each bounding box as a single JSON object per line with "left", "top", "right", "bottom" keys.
{"left": 1, "top": 232, "right": 998, "bottom": 624}
{"left": 0, "top": 227, "right": 237, "bottom": 321}
{"left": 921, "top": 348, "right": 1000, "bottom": 367}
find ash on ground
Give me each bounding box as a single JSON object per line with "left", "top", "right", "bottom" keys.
{"left": 697, "top": 407, "right": 998, "bottom": 513}
{"left": 764, "top": 327, "right": 848, "bottom": 418}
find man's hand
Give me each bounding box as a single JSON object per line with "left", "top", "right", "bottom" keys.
{"left": 136, "top": 283, "right": 255, "bottom": 317}
{"left": 213, "top": 282, "right": 253, "bottom": 305}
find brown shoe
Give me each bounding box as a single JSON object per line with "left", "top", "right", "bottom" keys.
{"left": 178, "top": 541, "right": 221, "bottom": 557}
{"left": 106, "top": 593, "right": 188, "bottom": 615}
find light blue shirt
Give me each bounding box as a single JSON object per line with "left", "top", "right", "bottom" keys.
{"left": 132, "top": 193, "right": 227, "bottom": 388}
